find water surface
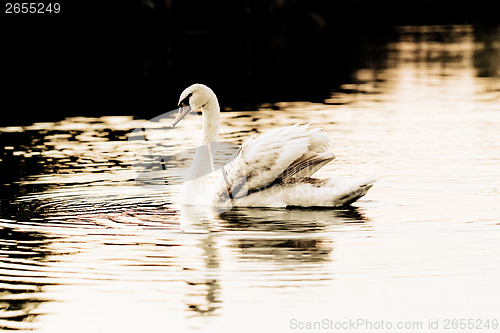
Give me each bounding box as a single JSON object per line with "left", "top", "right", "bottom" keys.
{"left": 1, "top": 25, "right": 500, "bottom": 332}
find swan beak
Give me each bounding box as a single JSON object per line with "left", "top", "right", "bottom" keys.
{"left": 172, "top": 103, "right": 192, "bottom": 127}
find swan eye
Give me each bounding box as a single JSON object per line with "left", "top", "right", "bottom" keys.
{"left": 178, "top": 93, "right": 193, "bottom": 107}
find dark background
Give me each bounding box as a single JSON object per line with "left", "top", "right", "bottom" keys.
{"left": 1, "top": 0, "right": 500, "bottom": 125}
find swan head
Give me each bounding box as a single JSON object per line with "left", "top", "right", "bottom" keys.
{"left": 173, "top": 83, "right": 218, "bottom": 127}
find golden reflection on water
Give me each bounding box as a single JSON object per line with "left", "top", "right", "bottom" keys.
{"left": 0, "top": 25, "right": 500, "bottom": 332}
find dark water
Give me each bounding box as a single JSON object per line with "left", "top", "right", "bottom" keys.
{"left": 1, "top": 25, "right": 500, "bottom": 332}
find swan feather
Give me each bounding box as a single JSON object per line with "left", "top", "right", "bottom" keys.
{"left": 219, "top": 124, "right": 336, "bottom": 200}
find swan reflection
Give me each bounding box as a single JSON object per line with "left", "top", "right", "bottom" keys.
{"left": 177, "top": 204, "right": 370, "bottom": 318}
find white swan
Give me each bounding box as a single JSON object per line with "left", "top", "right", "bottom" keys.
{"left": 172, "top": 83, "right": 374, "bottom": 208}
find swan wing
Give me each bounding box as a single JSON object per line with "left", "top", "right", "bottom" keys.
{"left": 280, "top": 151, "right": 335, "bottom": 181}
{"left": 220, "top": 124, "right": 334, "bottom": 199}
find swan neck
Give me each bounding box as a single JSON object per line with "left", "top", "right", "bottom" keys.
{"left": 200, "top": 99, "right": 220, "bottom": 144}
{"left": 181, "top": 91, "right": 220, "bottom": 205}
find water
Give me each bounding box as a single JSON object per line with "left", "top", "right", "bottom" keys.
{"left": 1, "top": 25, "right": 500, "bottom": 332}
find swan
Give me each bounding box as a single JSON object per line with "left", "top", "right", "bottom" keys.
{"left": 172, "top": 83, "right": 374, "bottom": 208}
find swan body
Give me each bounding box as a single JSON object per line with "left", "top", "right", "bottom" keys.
{"left": 173, "top": 84, "right": 374, "bottom": 208}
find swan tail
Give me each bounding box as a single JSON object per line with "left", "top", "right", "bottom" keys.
{"left": 281, "top": 176, "right": 376, "bottom": 207}
{"left": 334, "top": 181, "right": 374, "bottom": 206}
